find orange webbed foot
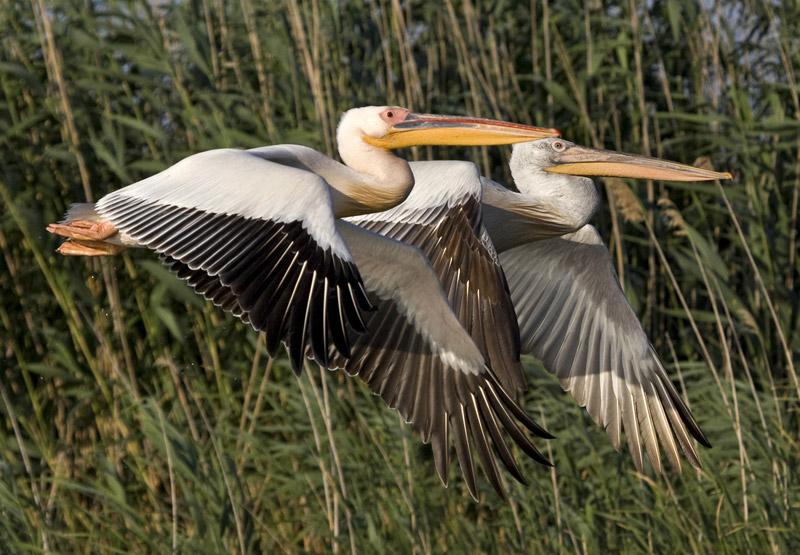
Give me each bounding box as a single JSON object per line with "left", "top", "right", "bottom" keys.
{"left": 55, "top": 239, "right": 127, "bottom": 256}
{"left": 46, "top": 220, "right": 118, "bottom": 241}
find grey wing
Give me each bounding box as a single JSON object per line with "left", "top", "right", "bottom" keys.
{"left": 330, "top": 222, "right": 551, "bottom": 500}
{"left": 350, "top": 161, "right": 526, "bottom": 394}
{"left": 171, "top": 218, "right": 553, "bottom": 499}
{"left": 500, "top": 225, "right": 710, "bottom": 472}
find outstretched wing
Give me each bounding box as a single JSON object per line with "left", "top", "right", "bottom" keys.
{"left": 500, "top": 225, "right": 710, "bottom": 472}
{"left": 328, "top": 222, "right": 551, "bottom": 500}
{"left": 350, "top": 161, "right": 526, "bottom": 394}
{"left": 95, "top": 148, "right": 372, "bottom": 372}
{"left": 134, "top": 204, "right": 552, "bottom": 498}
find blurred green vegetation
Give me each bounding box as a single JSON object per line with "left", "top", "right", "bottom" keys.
{"left": 1, "top": 0, "right": 798, "bottom": 552}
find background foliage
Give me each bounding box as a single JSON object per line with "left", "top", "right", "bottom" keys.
{"left": 1, "top": 0, "right": 798, "bottom": 552}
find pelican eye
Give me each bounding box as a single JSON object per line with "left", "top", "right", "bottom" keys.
{"left": 552, "top": 141, "right": 566, "bottom": 152}
{"left": 379, "top": 108, "right": 408, "bottom": 124}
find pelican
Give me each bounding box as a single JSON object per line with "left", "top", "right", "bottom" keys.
{"left": 47, "top": 106, "right": 560, "bottom": 499}
{"left": 347, "top": 138, "right": 730, "bottom": 475}
{"left": 485, "top": 139, "right": 729, "bottom": 472}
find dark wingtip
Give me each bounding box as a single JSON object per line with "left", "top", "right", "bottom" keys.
{"left": 452, "top": 409, "right": 479, "bottom": 501}
{"left": 509, "top": 468, "right": 528, "bottom": 486}
{"left": 431, "top": 419, "right": 450, "bottom": 487}
{"left": 681, "top": 411, "right": 711, "bottom": 448}
{"left": 486, "top": 373, "right": 553, "bottom": 439}
{"left": 475, "top": 388, "right": 528, "bottom": 486}
{"left": 286, "top": 331, "right": 305, "bottom": 376}
{"left": 466, "top": 398, "right": 507, "bottom": 500}
{"left": 265, "top": 335, "right": 281, "bottom": 358}
{"left": 661, "top": 374, "right": 712, "bottom": 448}
{"left": 329, "top": 287, "right": 352, "bottom": 359}
{"left": 695, "top": 431, "right": 712, "bottom": 449}
{"left": 522, "top": 441, "right": 552, "bottom": 467}
{"left": 686, "top": 413, "right": 712, "bottom": 448}
{"left": 289, "top": 355, "right": 303, "bottom": 377}
{"left": 509, "top": 404, "right": 553, "bottom": 439}
{"left": 287, "top": 335, "right": 305, "bottom": 375}
{"left": 537, "top": 429, "right": 557, "bottom": 441}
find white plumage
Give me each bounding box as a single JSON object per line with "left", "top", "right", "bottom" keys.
{"left": 98, "top": 148, "right": 351, "bottom": 257}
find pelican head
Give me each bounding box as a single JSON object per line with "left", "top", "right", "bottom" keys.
{"left": 338, "top": 106, "right": 560, "bottom": 151}
{"left": 510, "top": 138, "right": 732, "bottom": 230}
{"left": 335, "top": 107, "right": 560, "bottom": 209}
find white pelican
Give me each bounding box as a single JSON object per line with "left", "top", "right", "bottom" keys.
{"left": 347, "top": 138, "right": 730, "bottom": 475}
{"left": 137, "top": 159, "right": 554, "bottom": 500}
{"left": 47, "top": 106, "right": 560, "bottom": 498}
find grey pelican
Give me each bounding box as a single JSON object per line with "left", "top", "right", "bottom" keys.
{"left": 46, "top": 106, "right": 559, "bottom": 499}
{"left": 346, "top": 138, "right": 729, "bottom": 477}
{"left": 485, "top": 138, "right": 729, "bottom": 473}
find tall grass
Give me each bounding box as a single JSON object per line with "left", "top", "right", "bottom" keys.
{"left": 1, "top": 0, "right": 798, "bottom": 552}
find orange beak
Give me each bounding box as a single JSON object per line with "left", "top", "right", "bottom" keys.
{"left": 545, "top": 145, "right": 731, "bottom": 181}
{"left": 365, "top": 113, "right": 560, "bottom": 149}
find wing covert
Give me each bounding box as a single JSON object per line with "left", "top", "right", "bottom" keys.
{"left": 327, "top": 222, "right": 551, "bottom": 500}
